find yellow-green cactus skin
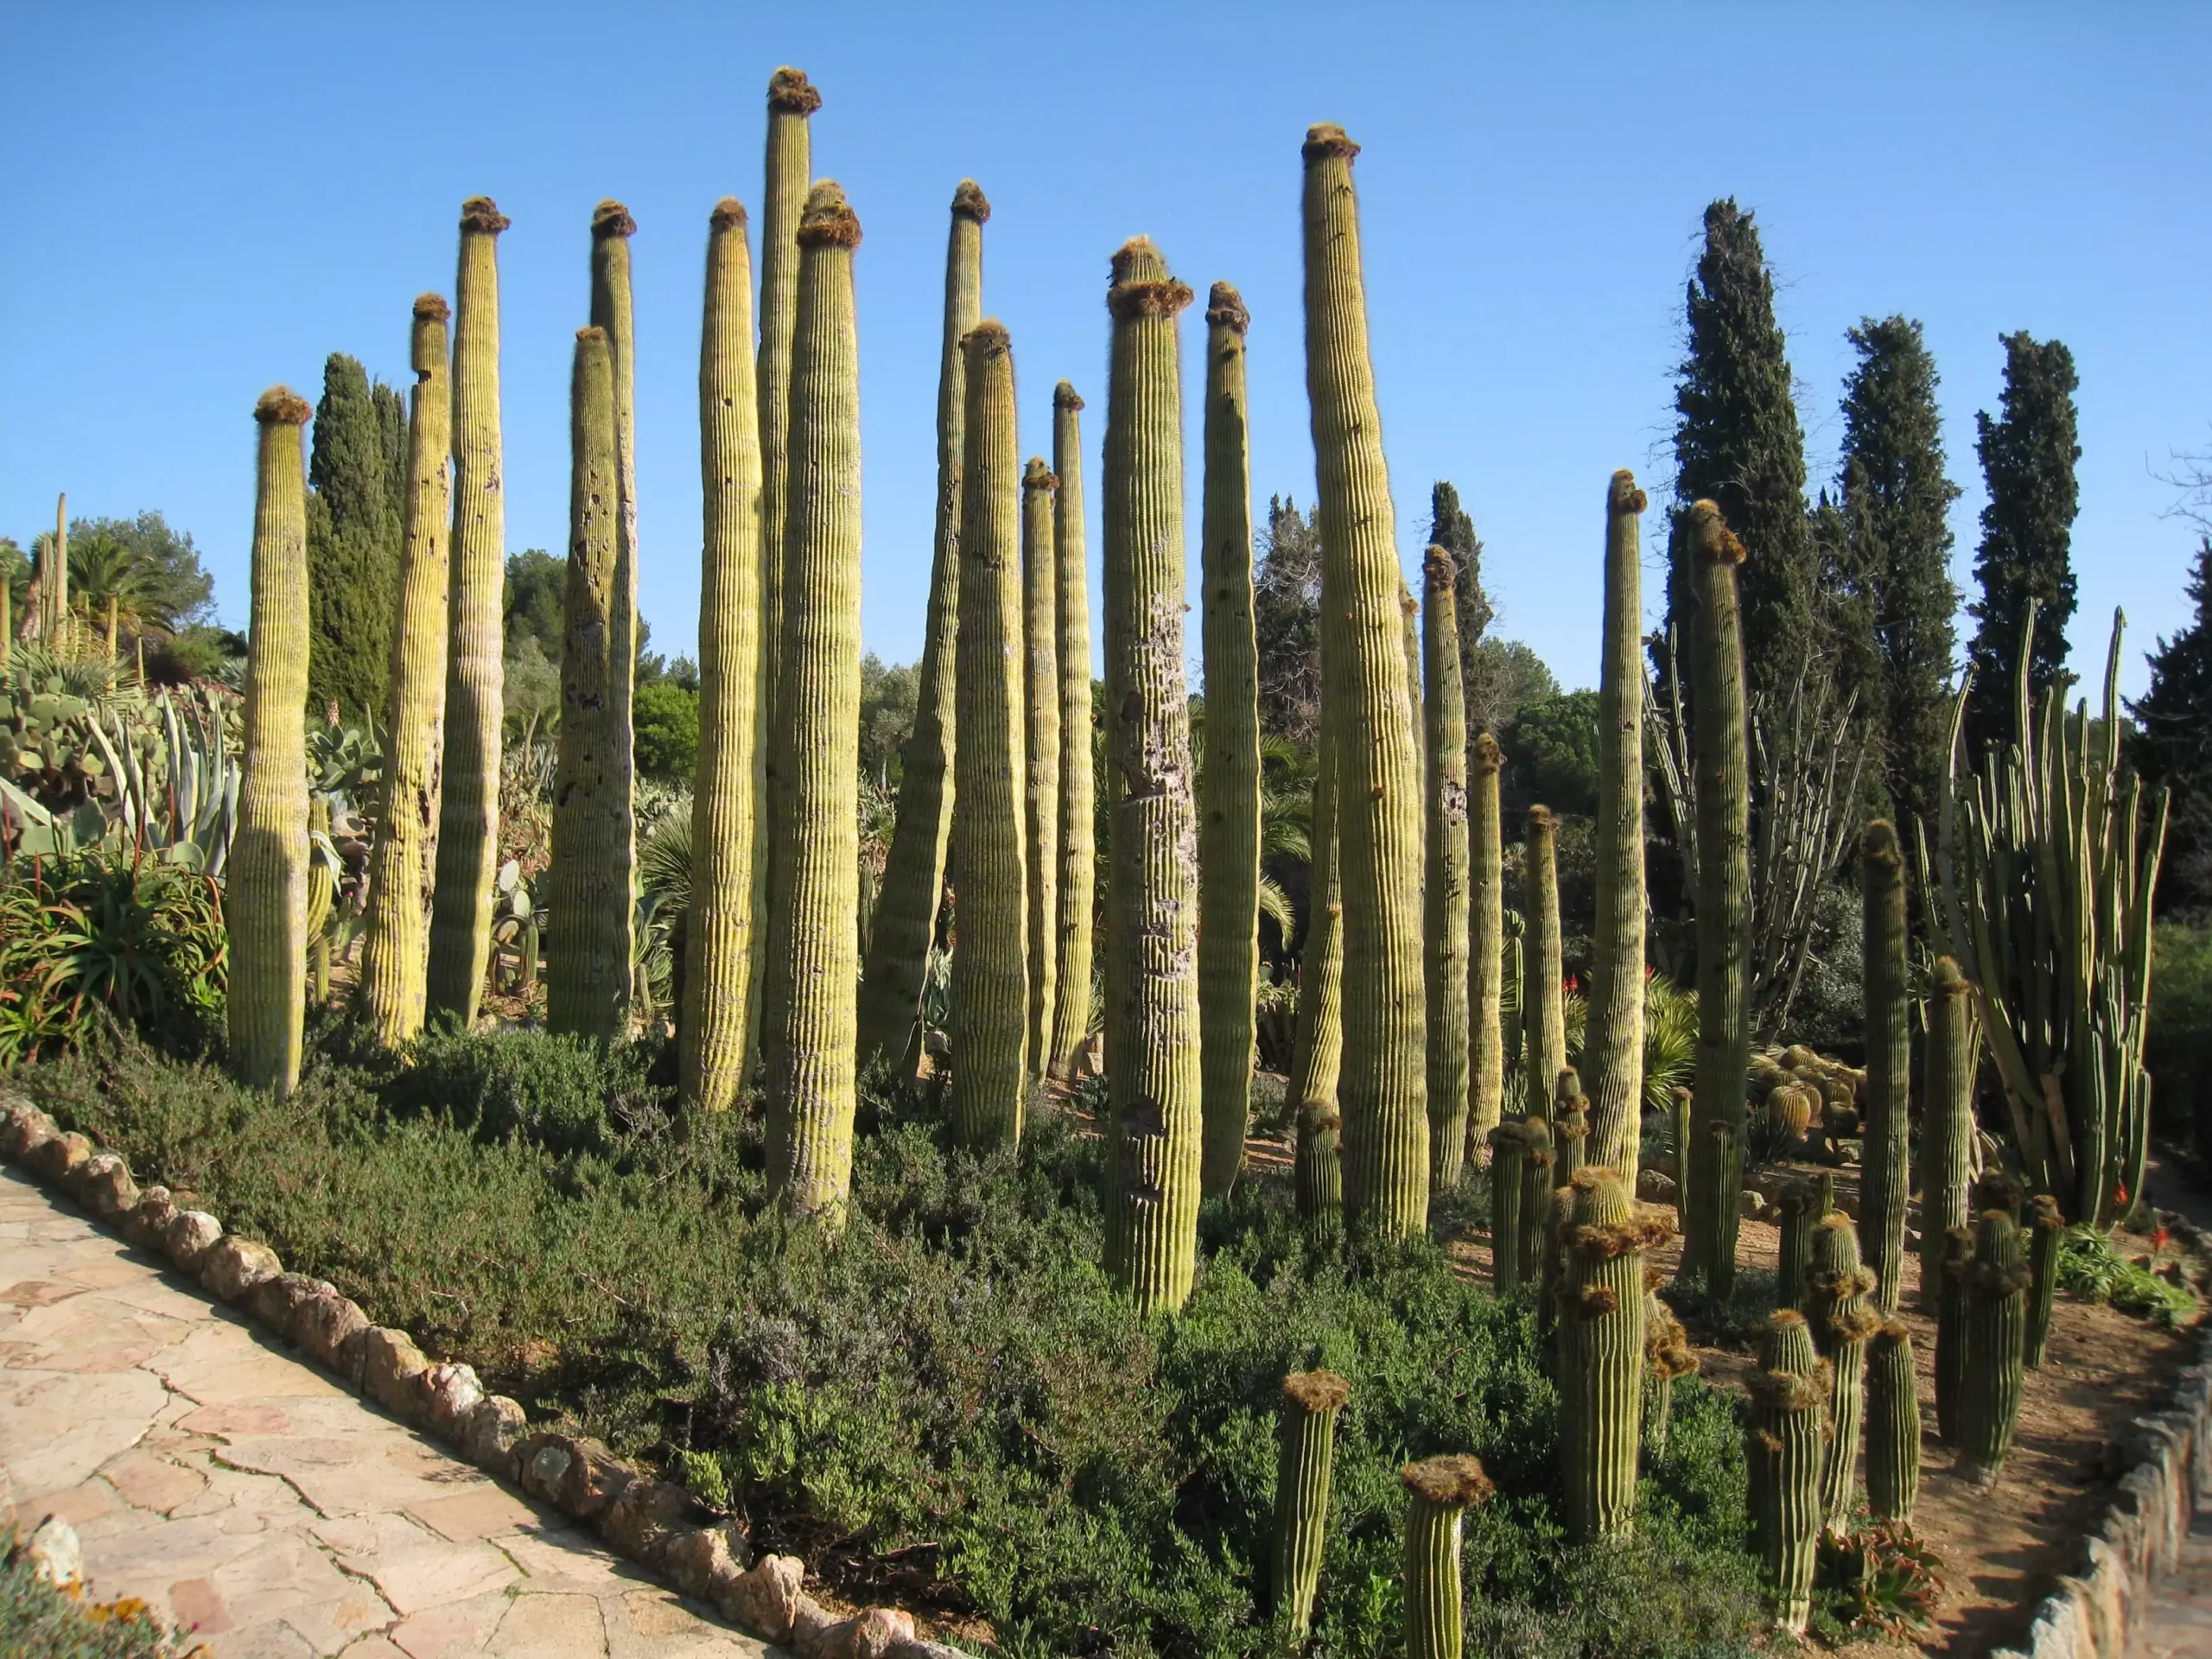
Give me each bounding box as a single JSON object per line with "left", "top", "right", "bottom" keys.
{"left": 1586, "top": 472, "right": 1648, "bottom": 1174}
{"left": 1745, "top": 1310, "right": 1829, "bottom": 1635}
{"left": 1288, "top": 634, "right": 1344, "bottom": 1179}
{"left": 589, "top": 200, "right": 641, "bottom": 944}
{"left": 1421, "top": 547, "right": 1471, "bottom": 1189}
{"left": 1021, "top": 455, "right": 1059, "bottom": 1087}
{"left": 1045, "top": 382, "right": 1096, "bottom": 1082}
{"left": 1559, "top": 1167, "right": 1664, "bottom": 1540}
{"left": 1922, "top": 957, "right": 1977, "bottom": 1308}
{"left": 1860, "top": 820, "right": 1912, "bottom": 1314}
{"left": 1270, "top": 1370, "right": 1349, "bottom": 1635}
{"left": 1401, "top": 1455, "right": 1494, "bottom": 1659}
{"left": 1465, "top": 731, "right": 1506, "bottom": 1160}
{"left": 1523, "top": 804, "right": 1567, "bottom": 1119}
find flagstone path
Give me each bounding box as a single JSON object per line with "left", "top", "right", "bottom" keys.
{"left": 0, "top": 1163, "right": 776, "bottom": 1658}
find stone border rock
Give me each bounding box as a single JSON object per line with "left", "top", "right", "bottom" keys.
{"left": 0, "top": 1093, "right": 970, "bottom": 1659}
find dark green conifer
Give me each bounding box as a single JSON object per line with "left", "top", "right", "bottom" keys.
{"left": 1427, "top": 480, "right": 1491, "bottom": 663}
{"left": 306, "top": 353, "right": 401, "bottom": 721}
{"left": 2129, "top": 537, "right": 2212, "bottom": 915}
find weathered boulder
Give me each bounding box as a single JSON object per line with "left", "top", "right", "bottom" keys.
{"left": 419, "top": 1362, "right": 486, "bottom": 1440}
{"left": 25, "top": 1129, "right": 93, "bottom": 1184}
{"left": 21, "top": 1516, "right": 81, "bottom": 1587}
{"left": 294, "top": 1289, "right": 371, "bottom": 1375}
{"left": 664, "top": 1522, "right": 749, "bottom": 1603}
{"left": 715, "top": 1553, "right": 805, "bottom": 1643}
{"left": 1635, "top": 1169, "right": 1678, "bottom": 1206}
{"left": 598, "top": 1478, "right": 690, "bottom": 1567}
{"left": 162, "top": 1210, "right": 224, "bottom": 1273}
{"left": 517, "top": 1433, "right": 632, "bottom": 1521}
{"left": 200, "top": 1236, "right": 283, "bottom": 1302}
{"left": 460, "top": 1395, "right": 528, "bottom": 1478}
{"left": 122, "top": 1186, "right": 176, "bottom": 1249}
{"left": 245, "top": 1273, "right": 336, "bottom": 1342}
{"left": 0, "top": 1103, "right": 57, "bottom": 1161}
{"left": 68, "top": 1152, "right": 139, "bottom": 1220}
{"left": 359, "top": 1327, "right": 430, "bottom": 1418}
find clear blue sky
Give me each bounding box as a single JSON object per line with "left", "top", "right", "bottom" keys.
{"left": 7, "top": 2, "right": 2208, "bottom": 699}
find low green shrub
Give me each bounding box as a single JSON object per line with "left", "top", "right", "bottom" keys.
{"left": 2054, "top": 1224, "right": 2200, "bottom": 1327}
{"left": 0, "top": 1545, "right": 191, "bottom": 1658}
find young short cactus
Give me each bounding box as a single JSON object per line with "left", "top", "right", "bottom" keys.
{"left": 1559, "top": 1167, "right": 1667, "bottom": 1539}
{"left": 1669, "top": 1085, "right": 1693, "bottom": 1232}
{"left": 1807, "top": 1214, "right": 1882, "bottom": 1530}
{"left": 1921, "top": 957, "right": 1977, "bottom": 1306}
{"left": 1553, "top": 1067, "right": 1591, "bottom": 1185}
{"left": 1860, "top": 822, "right": 1911, "bottom": 1313}
{"left": 230, "top": 387, "right": 315, "bottom": 1095}
{"left": 1466, "top": 731, "right": 1506, "bottom": 1156}
{"left": 1935, "top": 1224, "right": 1974, "bottom": 1442}
{"left": 760, "top": 182, "right": 865, "bottom": 1220}
{"left": 1422, "top": 548, "right": 1471, "bottom": 1189}
{"left": 1586, "top": 472, "right": 1648, "bottom": 1173}
{"left": 1401, "top": 1454, "right": 1495, "bottom": 1659}
{"left": 1045, "top": 382, "right": 1096, "bottom": 1081}
{"left": 1021, "top": 456, "right": 1059, "bottom": 1088}
{"left": 945, "top": 321, "right": 1030, "bottom": 1147}
{"left": 1519, "top": 1116, "right": 1555, "bottom": 1292}
{"left": 1643, "top": 1267, "right": 1698, "bottom": 1459}
{"left": 1271, "top": 1370, "right": 1350, "bottom": 1635}
{"left": 1489, "top": 1122, "right": 1527, "bottom": 1292}
{"left": 1301, "top": 124, "right": 1427, "bottom": 1238}
{"left": 2024, "top": 1193, "right": 2063, "bottom": 1368}
{"left": 1100, "top": 238, "right": 1202, "bottom": 1312}
{"left": 1957, "top": 1208, "right": 2031, "bottom": 1484}
{"left": 1774, "top": 1179, "right": 1820, "bottom": 1313}
{"left": 1744, "top": 1310, "right": 1831, "bottom": 1636}
{"left": 1866, "top": 1319, "right": 1921, "bottom": 1523}
{"left": 1295, "top": 1102, "right": 1342, "bottom": 1230}
{"left": 1522, "top": 805, "right": 1567, "bottom": 1121}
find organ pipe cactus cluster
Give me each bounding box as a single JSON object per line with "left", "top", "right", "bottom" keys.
{"left": 946, "top": 321, "right": 1029, "bottom": 1147}
{"left": 1401, "top": 1455, "right": 1495, "bottom": 1659}
{"left": 1522, "top": 805, "right": 1567, "bottom": 1121}
{"left": 1271, "top": 1370, "right": 1349, "bottom": 1635}
{"left": 1100, "top": 237, "right": 1203, "bottom": 1312}
{"left": 1198, "top": 281, "right": 1261, "bottom": 1194}
{"left": 2024, "top": 1194, "right": 2063, "bottom": 1368}
{"left": 230, "top": 387, "right": 315, "bottom": 1096}
{"left": 1922, "top": 957, "right": 1979, "bottom": 1306}
{"left": 1301, "top": 123, "right": 1427, "bottom": 1238}
{"left": 588, "top": 200, "right": 640, "bottom": 924}
{"left": 1586, "top": 471, "right": 1648, "bottom": 1174}
{"left": 1421, "top": 547, "right": 1471, "bottom": 1189}
{"left": 1045, "top": 381, "right": 1096, "bottom": 1081}
{"left": 1559, "top": 1167, "right": 1666, "bottom": 1539}
{"left": 1956, "top": 1208, "right": 2030, "bottom": 1484}
{"left": 1860, "top": 821, "right": 1911, "bottom": 1313}
{"left": 1643, "top": 1267, "right": 1698, "bottom": 1459}
{"left": 1466, "top": 731, "right": 1506, "bottom": 1159}
{"left": 1866, "top": 1319, "right": 1921, "bottom": 1523}
{"left": 1744, "top": 1310, "right": 1830, "bottom": 1636}
{"left": 1489, "top": 1122, "right": 1527, "bottom": 1292}
{"left": 1807, "top": 1213, "right": 1881, "bottom": 1530}
{"left": 683, "top": 196, "right": 765, "bottom": 1112}
{"left": 760, "top": 181, "right": 865, "bottom": 1221}
{"left": 1020, "top": 456, "right": 1058, "bottom": 1087}
{"left": 357, "top": 293, "right": 452, "bottom": 1049}
{"left": 860, "top": 177, "right": 986, "bottom": 1072}
{"left": 427, "top": 196, "right": 509, "bottom": 1025}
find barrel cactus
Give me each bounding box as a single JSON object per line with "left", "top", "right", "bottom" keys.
{"left": 1271, "top": 1370, "right": 1349, "bottom": 1634}
{"left": 1744, "top": 1309, "right": 1830, "bottom": 1635}
{"left": 1401, "top": 1454, "right": 1495, "bottom": 1659}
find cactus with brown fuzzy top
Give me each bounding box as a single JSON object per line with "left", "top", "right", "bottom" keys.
{"left": 358, "top": 295, "right": 453, "bottom": 1049}
{"left": 1807, "top": 1214, "right": 1881, "bottom": 1529}
{"left": 230, "top": 387, "right": 315, "bottom": 1095}
{"left": 1401, "top": 1455, "right": 1495, "bottom": 1659}
{"left": 1295, "top": 1102, "right": 1342, "bottom": 1230}
{"left": 1936, "top": 1224, "right": 1974, "bottom": 1441}
{"left": 1553, "top": 1067, "right": 1590, "bottom": 1186}
{"left": 1744, "top": 1310, "right": 1830, "bottom": 1635}
{"left": 1271, "top": 1370, "right": 1349, "bottom": 1634}
{"left": 1559, "top": 1167, "right": 1666, "bottom": 1539}
{"left": 1922, "top": 957, "right": 1978, "bottom": 1307}
{"left": 2023, "top": 1194, "right": 2063, "bottom": 1368}
{"left": 1021, "top": 456, "right": 1059, "bottom": 1087}
{"left": 1643, "top": 1268, "right": 1699, "bottom": 1459}
{"left": 1522, "top": 805, "right": 1567, "bottom": 1122}
{"left": 1866, "top": 1319, "right": 1921, "bottom": 1523}
{"left": 1046, "top": 382, "right": 1096, "bottom": 1081}
{"left": 1956, "top": 1209, "right": 2030, "bottom": 1484}
{"left": 1774, "top": 1178, "right": 1821, "bottom": 1313}
{"left": 1489, "top": 1121, "right": 1527, "bottom": 1292}
{"left": 1422, "top": 547, "right": 1471, "bottom": 1189}
{"left": 1860, "top": 822, "right": 1911, "bottom": 1314}
{"left": 1466, "top": 731, "right": 1506, "bottom": 1159}
{"left": 1586, "top": 471, "right": 1649, "bottom": 1174}
{"left": 1519, "top": 1116, "right": 1555, "bottom": 1291}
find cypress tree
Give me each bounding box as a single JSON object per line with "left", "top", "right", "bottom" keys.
{"left": 306, "top": 353, "right": 401, "bottom": 722}
{"left": 1252, "top": 494, "right": 1325, "bottom": 744}
{"left": 1663, "top": 200, "right": 1815, "bottom": 717}
{"left": 2132, "top": 537, "right": 2212, "bottom": 913}
{"left": 1836, "top": 316, "right": 1962, "bottom": 830}
{"left": 374, "top": 380, "right": 408, "bottom": 536}
{"left": 1428, "top": 480, "right": 1491, "bottom": 685}
{"left": 1965, "top": 332, "right": 2082, "bottom": 758}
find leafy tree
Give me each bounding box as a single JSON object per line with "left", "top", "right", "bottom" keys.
{"left": 2132, "top": 537, "right": 2212, "bottom": 914}
{"left": 503, "top": 549, "right": 566, "bottom": 663}
{"left": 1834, "top": 316, "right": 1962, "bottom": 830}
{"left": 306, "top": 353, "right": 401, "bottom": 721}
{"left": 21, "top": 512, "right": 213, "bottom": 636}
{"left": 1252, "top": 495, "right": 1323, "bottom": 742}
{"left": 375, "top": 380, "right": 408, "bottom": 536}
{"left": 634, "top": 679, "right": 701, "bottom": 780}
{"left": 504, "top": 634, "right": 561, "bottom": 743}
{"left": 1464, "top": 636, "right": 1559, "bottom": 743}
{"left": 860, "top": 653, "right": 919, "bottom": 787}
{"left": 1965, "top": 331, "right": 2081, "bottom": 757}
{"left": 1500, "top": 688, "right": 1600, "bottom": 819}
{"left": 2, "top": 537, "right": 31, "bottom": 626}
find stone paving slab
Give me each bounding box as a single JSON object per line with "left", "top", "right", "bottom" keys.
{"left": 0, "top": 1164, "right": 777, "bottom": 1657}
{"left": 2131, "top": 1508, "right": 2212, "bottom": 1659}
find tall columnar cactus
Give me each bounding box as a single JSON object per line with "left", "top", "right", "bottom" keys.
{"left": 1643, "top": 1269, "right": 1698, "bottom": 1459}
{"left": 1198, "top": 281, "right": 1262, "bottom": 1197}
{"left": 1101, "top": 238, "right": 1203, "bottom": 1312}
{"left": 1957, "top": 1209, "right": 2030, "bottom": 1484}
{"left": 1684, "top": 501, "right": 1752, "bottom": 1295}
{"left": 1400, "top": 576, "right": 1424, "bottom": 748}
{"left": 755, "top": 67, "right": 821, "bottom": 772}
{"left": 1519, "top": 1116, "right": 1555, "bottom": 1287}
{"left": 41, "top": 493, "right": 68, "bottom": 643}
{"left": 1523, "top": 804, "right": 1567, "bottom": 1121}
{"left": 1046, "top": 383, "right": 1096, "bottom": 1080}
{"left": 1301, "top": 124, "right": 1427, "bottom": 1238}
{"left": 1553, "top": 1068, "right": 1590, "bottom": 1185}
{"left": 682, "top": 197, "right": 765, "bottom": 1113}
{"left": 358, "top": 294, "right": 453, "bottom": 1049}
{"left": 1559, "top": 1167, "right": 1664, "bottom": 1540}
{"left": 230, "top": 388, "right": 315, "bottom": 1095}
{"left": 1922, "top": 957, "right": 1977, "bottom": 1307}
{"left": 2024, "top": 1194, "right": 2063, "bottom": 1368}
{"left": 1295, "top": 1101, "right": 1342, "bottom": 1228}
{"left": 1586, "top": 471, "right": 1649, "bottom": 1174}
{"left": 545, "top": 328, "right": 632, "bottom": 1041}
{"left": 1289, "top": 644, "right": 1344, "bottom": 1150}
{"left": 859, "top": 178, "right": 988, "bottom": 1072}
{"left": 1020, "top": 456, "right": 1060, "bottom": 1087}
{"left": 1860, "top": 821, "right": 1910, "bottom": 1314}
{"left": 1774, "top": 1179, "right": 1820, "bottom": 1313}
{"left": 1467, "top": 732, "right": 1506, "bottom": 1158}
{"left": 427, "top": 196, "right": 509, "bottom": 1025}
{"left": 1936, "top": 1224, "right": 1974, "bottom": 1442}
{"left": 1401, "top": 1455, "right": 1495, "bottom": 1659}
{"left": 1866, "top": 1319, "right": 1921, "bottom": 1523}
{"left": 1744, "top": 1310, "right": 1830, "bottom": 1636}
{"left": 1807, "top": 1214, "right": 1881, "bottom": 1530}
{"left": 760, "top": 182, "right": 865, "bottom": 1220}
{"left": 946, "top": 321, "right": 1030, "bottom": 1147}
{"left": 1422, "top": 548, "right": 1472, "bottom": 1189}
{"left": 1271, "top": 1370, "right": 1350, "bottom": 1634}
{"left": 588, "top": 200, "right": 640, "bottom": 928}
{"left": 1669, "top": 1086, "right": 1693, "bottom": 1230}
{"left": 1489, "top": 1122, "right": 1526, "bottom": 1292}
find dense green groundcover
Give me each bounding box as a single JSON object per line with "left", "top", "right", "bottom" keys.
{"left": 0, "top": 1548, "right": 192, "bottom": 1658}
{"left": 23, "top": 1025, "right": 1765, "bottom": 1659}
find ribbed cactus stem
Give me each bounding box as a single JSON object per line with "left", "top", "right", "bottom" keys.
{"left": 761, "top": 181, "right": 865, "bottom": 1222}
{"left": 1401, "top": 576, "right": 1424, "bottom": 753}
{"left": 859, "top": 176, "right": 986, "bottom": 1072}
{"left": 1101, "top": 237, "right": 1203, "bottom": 1313}
{"left": 1669, "top": 1086, "right": 1693, "bottom": 1240}
{"left": 1553, "top": 1068, "right": 1590, "bottom": 1186}
{"left": 1745, "top": 1310, "right": 1829, "bottom": 1635}
{"left": 307, "top": 795, "right": 334, "bottom": 1007}
{"left": 1489, "top": 1122, "right": 1526, "bottom": 1292}
{"left": 1020, "top": 457, "right": 1060, "bottom": 1087}
{"left": 1295, "top": 1102, "right": 1342, "bottom": 1230}
{"left": 358, "top": 294, "right": 453, "bottom": 1049}
{"left": 1586, "top": 471, "right": 1649, "bottom": 1174}
{"left": 545, "top": 327, "right": 632, "bottom": 1041}
{"left": 1271, "top": 1370, "right": 1349, "bottom": 1634}
{"left": 1401, "top": 1455, "right": 1494, "bottom": 1659}
{"left": 427, "top": 196, "right": 509, "bottom": 1025}
{"left": 1045, "top": 382, "right": 1096, "bottom": 1081}
{"left": 231, "top": 388, "right": 314, "bottom": 1095}
{"left": 1301, "top": 124, "right": 1427, "bottom": 1238}
{"left": 1197, "top": 281, "right": 1261, "bottom": 1196}
{"left": 588, "top": 200, "right": 640, "bottom": 933}
{"left": 1289, "top": 643, "right": 1344, "bottom": 1146}
{"left": 1774, "top": 1179, "right": 1819, "bottom": 1313}
{"left": 1519, "top": 1116, "right": 1555, "bottom": 1289}
{"left": 44, "top": 494, "right": 68, "bottom": 641}
{"left": 1807, "top": 1214, "right": 1881, "bottom": 1530}
{"left": 1860, "top": 821, "right": 1911, "bottom": 1314}
{"left": 1685, "top": 501, "right": 1752, "bottom": 1297}
{"left": 1421, "top": 548, "right": 1471, "bottom": 1191}
{"left": 1958, "top": 1209, "right": 2030, "bottom": 1484}
{"left": 2024, "top": 1194, "right": 2063, "bottom": 1368}
{"left": 1936, "top": 1224, "right": 1974, "bottom": 1442}
{"left": 947, "top": 321, "right": 1029, "bottom": 1147}
{"left": 682, "top": 196, "right": 765, "bottom": 1112}
{"left": 1643, "top": 1270, "right": 1698, "bottom": 1459}
{"left": 1866, "top": 1319, "right": 1921, "bottom": 1522}
{"left": 1560, "top": 1168, "right": 1663, "bottom": 1539}
{"left": 1923, "top": 957, "right": 1977, "bottom": 1308}
{"left": 1466, "top": 732, "right": 1506, "bottom": 1160}
{"left": 1522, "top": 806, "right": 1567, "bottom": 1126}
